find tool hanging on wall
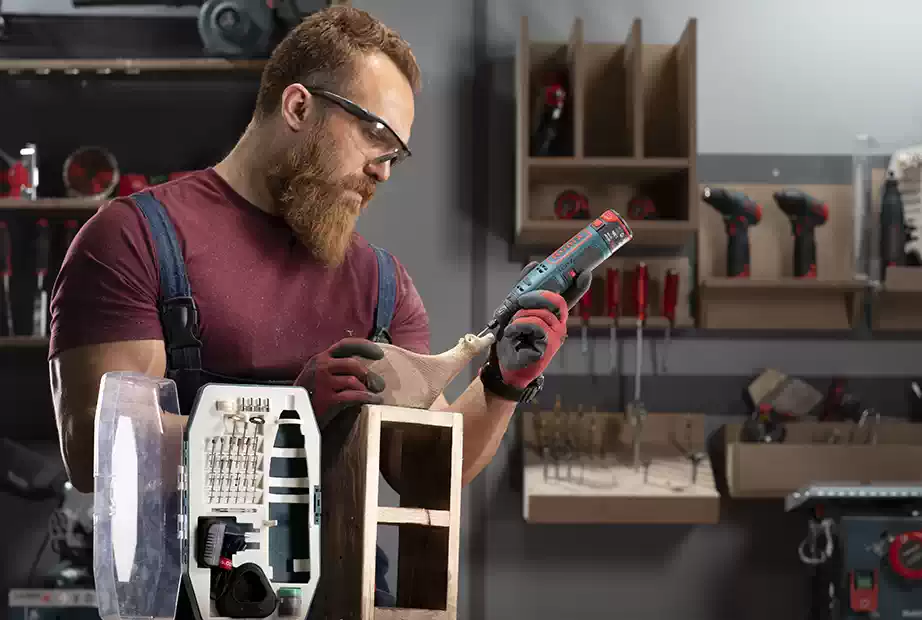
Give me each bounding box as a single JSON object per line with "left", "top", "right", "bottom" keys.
{"left": 530, "top": 76, "right": 567, "bottom": 157}
{"left": 660, "top": 269, "right": 679, "bottom": 373}
{"left": 32, "top": 218, "right": 50, "bottom": 338}
{"left": 629, "top": 263, "right": 648, "bottom": 469}
{"left": 578, "top": 287, "right": 592, "bottom": 356}
{"left": 627, "top": 195, "right": 657, "bottom": 220}
{"left": 773, "top": 189, "right": 829, "bottom": 278}
{"left": 63, "top": 146, "right": 119, "bottom": 199}
{"left": 701, "top": 186, "right": 762, "bottom": 277}
{"left": 605, "top": 268, "right": 620, "bottom": 373}
{"left": 0, "top": 221, "right": 12, "bottom": 336}
{"left": 62, "top": 220, "right": 80, "bottom": 255}
{"left": 553, "top": 189, "right": 589, "bottom": 220}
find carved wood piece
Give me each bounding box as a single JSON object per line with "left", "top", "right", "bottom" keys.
{"left": 362, "top": 333, "right": 495, "bottom": 409}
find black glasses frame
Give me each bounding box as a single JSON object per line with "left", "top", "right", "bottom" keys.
{"left": 304, "top": 87, "right": 411, "bottom": 166}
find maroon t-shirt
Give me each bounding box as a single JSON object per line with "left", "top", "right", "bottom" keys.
{"left": 48, "top": 168, "right": 431, "bottom": 381}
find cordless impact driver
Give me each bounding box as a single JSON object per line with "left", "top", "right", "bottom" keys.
{"left": 773, "top": 189, "right": 829, "bottom": 278}
{"left": 479, "top": 210, "right": 633, "bottom": 337}
{"left": 702, "top": 186, "right": 762, "bottom": 277}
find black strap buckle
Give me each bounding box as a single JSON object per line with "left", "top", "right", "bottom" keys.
{"left": 160, "top": 296, "right": 202, "bottom": 371}
{"left": 479, "top": 360, "right": 544, "bottom": 404}
{"left": 370, "top": 326, "right": 393, "bottom": 345}
{"left": 520, "top": 374, "right": 545, "bottom": 404}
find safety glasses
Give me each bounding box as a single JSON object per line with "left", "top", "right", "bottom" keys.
{"left": 305, "top": 87, "right": 411, "bottom": 167}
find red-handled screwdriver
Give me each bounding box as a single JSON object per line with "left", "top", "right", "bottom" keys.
{"left": 661, "top": 269, "right": 679, "bottom": 373}
{"left": 579, "top": 287, "right": 593, "bottom": 355}
{"left": 33, "top": 218, "right": 50, "bottom": 337}
{"left": 606, "top": 268, "right": 620, "bottom": 372}
{"left": 633, "top": 263, "right": 648, "bottom": 405}
{"left": 0, "top": 221, "right": 12, "bottom": 337}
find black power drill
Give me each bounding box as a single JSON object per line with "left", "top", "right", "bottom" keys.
{"left": 773, "top": 189, "right": 829, "bottom": 278}
{"left": 702, "top": 186, "right": 762, "bottom": 277}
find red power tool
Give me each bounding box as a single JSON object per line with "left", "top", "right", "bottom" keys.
{"left": 702, "top": 187, "right": 763, "bottom": 277}
{"left": 773, "top": 188, "right": 829, "bottom": 278}
{"left": 606, "top": 268, "right": 620, "bottom": 373}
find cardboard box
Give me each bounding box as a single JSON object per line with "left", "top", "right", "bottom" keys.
{"left": 725, "top": 421, "right": 922, "bottom": 498}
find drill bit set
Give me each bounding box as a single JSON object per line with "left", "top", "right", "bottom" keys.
{"left": 525, "top": 405, "right": 715, "bottom": 493}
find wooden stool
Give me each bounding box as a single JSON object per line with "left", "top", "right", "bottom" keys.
{"left": 313, "top": 405, "right": 462, "bottom": 620}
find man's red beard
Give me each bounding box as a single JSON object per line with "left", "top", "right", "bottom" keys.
{"left": 266, "top": 123, "right": 376, "bottom": 267}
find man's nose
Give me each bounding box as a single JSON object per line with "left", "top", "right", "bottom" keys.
{"left": 365, "top": 159, "right": 392, "bottom": 183}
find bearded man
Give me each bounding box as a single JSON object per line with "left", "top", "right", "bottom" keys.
{"left": 48, "top": 5, "right": 587, "bottom": 612}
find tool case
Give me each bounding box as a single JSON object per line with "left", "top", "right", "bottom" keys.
{"left": 93, "top": 371, "right": 322, "bottom": 620}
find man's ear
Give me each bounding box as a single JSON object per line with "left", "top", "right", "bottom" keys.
{"left": 280, "top": 84, "right": 312, "bottom": 132}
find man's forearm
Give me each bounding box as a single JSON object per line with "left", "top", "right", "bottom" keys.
{"left": 433, "top": 377, "right": 517, "bottom": 486}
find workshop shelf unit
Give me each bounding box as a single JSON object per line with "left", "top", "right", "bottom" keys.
{"left": 515, "top": 16, "right": 698, "bottom": 250}
{"left": 696, "top": 179, "right": 870, "bottom": 330}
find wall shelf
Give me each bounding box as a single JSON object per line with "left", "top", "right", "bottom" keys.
{"left": 0, "top": 197, "right": 103, "bottom": 211}
{"left": 522, "top": 411, "right": 719, "bottom": 525}
{"left": 515, "top": 16, "right": 698, "bottom": 251}
{"left": 0, "top": 58, "right": 266, "bottom": 76}
{"left": 872, "top": 266, "right": 922, "bottom": 331}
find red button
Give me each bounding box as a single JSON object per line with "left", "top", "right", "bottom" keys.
{"left": 601, "top": 210, "right": 620, "bottom": 223}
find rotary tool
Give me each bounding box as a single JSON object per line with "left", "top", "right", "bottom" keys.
{"left": 478, "top": 210, "right": 633, "bottom": 337}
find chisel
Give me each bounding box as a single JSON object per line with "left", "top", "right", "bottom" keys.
{"left": 32, "top": 218, "right": 50, "bottom": 337}
{"left": 0, "top": 221, "right": 13, "bottom": 337}
{"left": 605, "top": 268, "right": 620, "bottom": 372}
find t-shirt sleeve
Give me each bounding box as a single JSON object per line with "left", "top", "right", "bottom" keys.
{"left": 48, "top": 198, "right": 163, "bottom": 359}
{"left": 387, "top": 260, "right": 430, "bottom": 355}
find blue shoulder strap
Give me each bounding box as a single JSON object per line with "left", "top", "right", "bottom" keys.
{"left": 370, "top": 244, "right": 397, "bottom": 344}
{"left": 132, "top": 191, "right": 203, "bottom": 378}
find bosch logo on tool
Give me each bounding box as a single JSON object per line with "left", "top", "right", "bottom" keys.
{"left": 548, "top": 230, "right": 591, "bottom": 264}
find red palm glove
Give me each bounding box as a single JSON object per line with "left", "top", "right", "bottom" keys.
{"left": 295, "top": 338, "right": 387, "bottom": 429}
{"left": 483, "top": 263, "right": 592, "bottom": 396}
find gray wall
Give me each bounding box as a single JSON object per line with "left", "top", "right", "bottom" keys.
{"left": 351, "top": 1, "right": 922, "bottom": 620}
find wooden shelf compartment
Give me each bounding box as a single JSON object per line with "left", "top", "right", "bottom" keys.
{"left": 726, "top": 421, "right": 922, "bottom": 499}
{"left": 0, "top": 336, "right": 49, "bottom": 348}
{"left": 697, "top": 180, "right": 870, "bottom": 330}
{"left": 518, "top": 16, "right": 582, "bottom": 159}
{"left": 0, "top": 197, "right": 103, "bottom": 212}
{"left": 515, "top": 17, "right": 698, "bottom": 251}
{"left": 698, "top": 277, "right": 866, "bottom": 330}
{"left": 522, "top": 410, "right": 720, "bottom": 524}
{"left": 519, "top": 162, "right": 696, "bottom": 248}
{"left": 0, "top": 58, "right": 266, "bottom": 76}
